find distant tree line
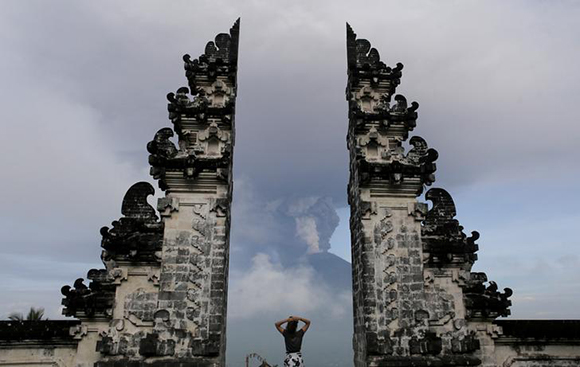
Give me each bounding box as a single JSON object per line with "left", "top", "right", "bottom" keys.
{"left": 8, "top": 307, "right": 46, "bottom": 321}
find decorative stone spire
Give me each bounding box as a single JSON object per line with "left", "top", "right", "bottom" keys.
{"left": 148, "top": 21, "right": 239, "bottom": 194}
{"left": 62, "top": 182, "right": 162, "bottom": 320}
{"left": 346, "top": 24, "right": 511, "bottom": 367}
{"left": 100, "top": 182, "right": 163, "bottom": 264}
{"left": 145, "top": 19, "right": 240, "bottom": 366}
{"left": 61, "top": 269, "right": 115, "bottom": 319}
{"left": 347, "top": 23, "right": 403, "bottom": 96}
{"left": 422, "top": 188, "right": 479, "bottom": 267}
{"left": 61, "top": 20, "right": 240, "bottom": 367}
{"left": 346, "top": 24, "right": 437, "bottom": 197}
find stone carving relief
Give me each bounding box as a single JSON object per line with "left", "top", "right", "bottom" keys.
{"left": 100, "top": 182, "right": 163, "bottom": 264}
{"left": 183, "top": 18, "right": 239, "bottom": 88}
{"left": 205, "top": 80, "right": 233, "bottom": 108}
{"left": 422, "top": 188, "right": 479, "bottom": 267}
{"left": 464, "top": 273, "right": 513, "bottom": 319}
{"left": 61, "top": 271, "right": 115, "bottom": 318}
{"left": 157, "top": 197, "right": 180, "bottom": 218}
{"left": 358, "top": 127, "right": 389, "bottom": 160}
{"left": 148, "top": 127, "right": 230, "bottom": 190}
{"left": 167, "top": 87, "right": 209, "bottom": 125}
{"left": 124, "top": 288, "right": 158, "bottom": 326}
{"left": 197, "top": 122, "right": 230, "bottom": 157}
{"left": 355, "top": 86, "right": 380, "bottom": 112}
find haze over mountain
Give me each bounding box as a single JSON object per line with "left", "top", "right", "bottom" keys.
{"left": 227, "top": 184, "right": 353, "bottom": 365}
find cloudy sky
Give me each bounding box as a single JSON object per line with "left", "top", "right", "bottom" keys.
{"left": 1, "top": 0, "right": 579, "bottom": 366}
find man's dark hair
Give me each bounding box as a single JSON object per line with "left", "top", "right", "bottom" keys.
{"left": 287, "top": 320, "right": 298, "bottom": 334}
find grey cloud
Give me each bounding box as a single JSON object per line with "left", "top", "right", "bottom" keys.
{"left": 227, "top": 252, "right": 353, "bottom": 366}
{"left": 230, "top": 176, "right": 343, "bottom": 268}
{"left": 2, "top": 1, "right": 579, "bottom": 204}
{"left": 228, "top": 253, "right": 350, "bottom": 320}
{"left": 8, "top": 0, "right": 577, "bottom": 205}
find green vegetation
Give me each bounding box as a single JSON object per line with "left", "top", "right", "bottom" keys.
{"left": 8, "top": 307, "right": 46, "bottom": 321}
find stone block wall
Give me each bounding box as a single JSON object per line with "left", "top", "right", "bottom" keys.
{"left": 0, "top": 321, "right": 79, "bottom": 366}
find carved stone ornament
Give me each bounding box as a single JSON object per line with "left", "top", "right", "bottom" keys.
{"left": 183, "top": 18, "right": 240, "bottom": 89}
{"left": 100, "top": 182, "right": 163, "bottom": 263}
{"left": 61, "top": 269, "right": 115, "bottom": 318}
{"left": 346, "top": 23, "right": 403, "bottom": 77}
{"left": 167, "top": 87, "right": 207, "bottom": 126}
{"left": 167, "top": 86, "right": 233, "bottom": 132}
{"left": 464, "top": 272, "right": 513, "bottom": 319}
{"left": 422, "top": 188, "right": 479, "bottom": 267}
{"left": 148, "top": 127, "right": 230, "bottom": 191}
{"left": 357, "top": 139, "right": 438, "bottom": 190}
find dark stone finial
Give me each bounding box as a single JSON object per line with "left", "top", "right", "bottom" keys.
{"left": 147, "top": 128, "right": 178, "bottom": 159}
{"left": 407, "top": 136, "right": 428, "bottom": 164}
{"left": 386, "top": 94, "right": 419, "bottom": 129}
{"left": 183, "top": 19, "right": 240, "bottom": 87}
{"left": 356, "top": 39, "right": 380, "bottom": 69}
{"left": 100, "top": 182, "right": 163, "bottom": 263}
{"left": 346, "top": 24, "right": 380, "bottom": 70}
{"left": 422, "top": 188, "right": 479, "bottom": 266}
{"left": 201, "top": 18, "right": 240, "bottom": 65}
{"left": 404, "top": 136, "right": 437, "bottom": 186}
{"left": 167, "top": 87, "right": 211, "bottom": 128}
{"left": 346, "top": 22, "right": 357, "bottom": 67}
{"left": 229, "top": 18, "right": 240, "bottom": 63}
{"left": 61, "top": 275, "right": 115, "bottom": 318}
{"left": 464, "top": 272, "right": 513, "bottom": 319}
{"left": 346, "top": 23, "right": 401, "bottom": 77}
{"left": 121, "top": 182, "right": 157, "bottom": 221}
{"left": 425, "top": 188, "right": 456, "bottom": 222}
{"left": 393, "top": 62, "right": 404, "bottom": 73}
{"left": 391, "top": 95, "right": 408, "bottom": 113}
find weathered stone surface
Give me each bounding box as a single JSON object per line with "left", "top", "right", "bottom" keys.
{"left": 0, "top": 321, "right": 80, "bottom": 343}
{"left": 343, "top": 22, "right": 580, "bottom": 367}
{"left": 55, "top": 19, "right": 239, "bottom": 367}
{"left": 494, "top": 320, "right": 580, "bottom": 366}
{"left": 346, "top": 24, "right": 509, "bottom": 367}
{"left": 101, "top": 182, "right": 164, "bottom": 264}
{"left": 144, "top": 19, "right": 239, "bottom": 366}
{"left": 464, "top": 273, "right": 512, "bottom": 319}
{"left": 422, "top": 188, "right": 479, "bottom": 267}
{"left": 347, "top": 24, "right": 448, "bottom": 366}
{"left": 61, "top": 269, "right": 115, "bottom": 319}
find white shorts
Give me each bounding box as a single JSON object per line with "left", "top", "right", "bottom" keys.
{"left": 284, "top": 352, "right": 304, "bottom": 367}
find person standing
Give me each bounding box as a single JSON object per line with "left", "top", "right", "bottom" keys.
{"left": 275, "top": 315, "right": 311, "bottom": 367}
